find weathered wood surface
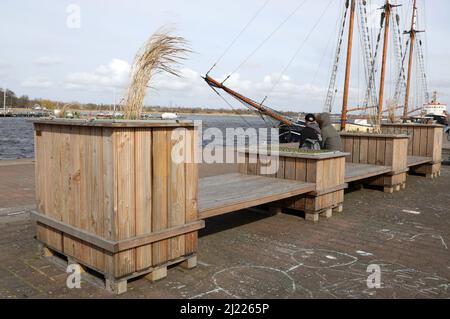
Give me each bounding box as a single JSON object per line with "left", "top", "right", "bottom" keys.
{"left": 238, "top": 151, "right": 347, "bottom": 217}
{"left": 381, "top": 124, "right": 443, "bottom": 163}
{"left": 341, "top": 133, "right": 408, "bottom": 168}
{"left": 340, "top": 133, "right": 409, "bottom": 189}
{"left": 407, "top": 156, "right": 433, "bottom": 167}
{"left": 33, "top": 122, "right": 200, "bottom": 279}
{"left": 32, "top": 211, "right": 204, "bottom": 253}
{"left": 345, "top": 163, "right": 391, "bottom": 183}
{"left": 198, "top": 173, "right": 315, "bottom": 219}
{"left": 31, "top": 119, "right": 195, "bottom": 128}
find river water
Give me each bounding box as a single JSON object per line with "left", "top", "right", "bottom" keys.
{"left": 0, "top": 115, "right": 274, "bottom": 160}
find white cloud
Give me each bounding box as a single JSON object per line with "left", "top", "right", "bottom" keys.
{"left": 65, "top": 58, "right": 131, "bottom": 90}
{"left": 21, "top": 76, "right": 54, "bottom": 88}
{"left": 35, "top": 56, "right": 63, "bottom": 66}
{"left": 65, "top": 59, "right": 204, "bottom": 95}
{"left": 153, "top": 68, "right": 202, "bottom": 91}
{"left": 62, "top": 58, "right": 330, "bottom": 110}
{"left": 215, "top": 72, "right": 327, "bottom": 102}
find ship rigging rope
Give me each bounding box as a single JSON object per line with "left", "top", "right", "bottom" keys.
{"left": 310, "top": 4, "right": 341, "bottom": 89}
{"left": 262, "top": 0, "right": 334, "bottom": 105}
{"left": 357, "top": 11, "right": 384, "bottom": 114}
{"left": 207, "top": 0, "right": 272, "bottom": 75}
{"left": 222, "top": 0, "right": 309, "bottom": 84}
{"left": 323, "top": 0, "right": 350, "bottom": 113}
{"left": 358, "top": 0, "right": 378, "bottom": 113}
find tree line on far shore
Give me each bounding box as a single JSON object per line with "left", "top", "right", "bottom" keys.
{"left": 0, "top": 88, "right": 301, "bottom": 117}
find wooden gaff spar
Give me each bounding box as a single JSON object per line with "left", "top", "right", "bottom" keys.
{"left": 203, "top": 75, "right": 297, "bottom": 128}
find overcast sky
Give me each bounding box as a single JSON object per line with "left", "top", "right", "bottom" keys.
{"left": 0, "top": 0, "right": 449, "bottom": 112}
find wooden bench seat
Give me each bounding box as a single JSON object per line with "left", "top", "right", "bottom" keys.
{"left": 198, "top": 173, "right": 315, "bottom": 219}
{"left": 345, "top": 163, "right": 392, "bottom": 183}
{"left": 407, "top": 155, "right": 433, "bottom": 167}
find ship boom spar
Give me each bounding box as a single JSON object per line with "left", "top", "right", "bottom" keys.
{"left": 203, "top": 75, "right": 295, "bottom": 126}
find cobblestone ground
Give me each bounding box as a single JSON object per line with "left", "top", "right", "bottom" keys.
{"left": 0, "top": 160, "right": 449, "bottom": 299}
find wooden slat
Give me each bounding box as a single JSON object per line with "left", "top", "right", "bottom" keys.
{"left": 152, "top": 129, "right": 169, "bottom": 266}
{"left": 32, "top": 211, "right": 204, "bottom": 253}
{"left": 359, "top": 137, "right": 369, "bottom": 164}
{"left": 306, "top": 159, "right": 318, "bottom": 184}
{"left": 168, "top": 128, "right": 186, "bottom": 260}
{"left": 114, "top": 128, "right": 136, "bottom": 276}
{"left": 284, "top": 157, "right": 296, "bottom": 180}
{"left": 412, "top": 126, "right": 421, "bottom": 156}
{"left": 135, "top": 128, "right": 153, "bottom": 270}
{"left": 433, "top": 127, "right": 443, "bottom": 163}
{"left": 48, "top": 125, "right": 63, "bottom": 250}
{"left": 352, "top": 137, "right": 360, "bottom": 163}
{"left": 31, "top": 119, "right": 195, "bottom": 128}
{"left": 376, "top": 138, "right": 386, "bottom": 166}
{"left": 91, "top": 127, "right": 105, "bottom": 271}
{"left": 322, "top": 159, "right": 331, "bottom": 190}
{"left": 62, "top": 126, "right": 80, "bottom": 264}
{"left": 34, "top": 124, "right": 44, "bottom": 214}
{"left": 407, "top": 126, "right": 413, "bottom": 155}
{"left": 185, "top": 127, "right": 199, "bottom": 255}
{"left": 102, "top": 127, "right": 115, "bottom": 275}
{"left": 367, "top": 137, "right": 377, "bottom": 165}
{"left": 344, "top": 137, "right": 353, "bottom": 162}
{"left": 295, "top": 158, "right": 307, "bottom": 182}
{"left": 384, "top": 138, "right": 394, "bottom": 167}
{"left": 419, "top": 127, "right": 428, "bottom": 157}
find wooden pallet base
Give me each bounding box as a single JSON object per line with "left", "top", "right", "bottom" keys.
{"left": 368, "top": 172, "right": 407, "bottom": 194}
{"left": 410, "top": 163, "right": 441, "bottom": 179}
{"left": 383, "top": 182, "right": 406, "bottom": 194}
{"left": 305, "top": 203, "right": 344, "bottom": 223}
{"left": 40, "top": 244, "right": 197, "bottom": 295}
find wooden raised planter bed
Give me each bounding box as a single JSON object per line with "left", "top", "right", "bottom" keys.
{"left": 340, "top": 133, "right": 409, "bottom": 193}
{"left": 31, "top": 119, "right": 203, "bottom": 294}
{"left": 238, "top": 149, "right": 347, "bottom": 222}
{"left": 381, "top": 124, "right": 443, "bottom": 178}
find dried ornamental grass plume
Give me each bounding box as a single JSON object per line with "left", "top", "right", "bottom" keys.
{"left": 123, "top": 28, "right": 191, "bottom": 120}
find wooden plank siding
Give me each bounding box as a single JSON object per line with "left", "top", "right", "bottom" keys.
{"left": 238, "top": 151, "right": 347, "bottom": 214}
{"left": 340, "top": 133, "right": 409, "bottom": 188}
{"left": 381, "top": 124, "right": 443, "bottom": 163}
{"left": 32, "top": 122, "right": 200, "bottom": 279}
{"left": 341, "top": 133, "right": 408, "bottom": 171}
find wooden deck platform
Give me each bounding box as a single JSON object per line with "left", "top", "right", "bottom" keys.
{"left": 407, "top": 156, "right": 433, "bottom": 167}
{"left": 344, "top": 163, "right": 392, "bottom": 183}
{"left": 198, "top": 173, "right": 315, "bottom": 219}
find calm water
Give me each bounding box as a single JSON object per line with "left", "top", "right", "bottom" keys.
{"left": 0, "top": 118, "right": 35, "bottom": 160}
{"left": 0, "top": 115, "right": 273, "bottom": 160}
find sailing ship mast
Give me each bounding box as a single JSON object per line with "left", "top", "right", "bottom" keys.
{"left": 378, "top": 0, "right": 400, "bottom": 126}
{"left": 341, "top": 0, "right": 357, "bottom": 131}
{"left": 403, "top": 0, "right": 423, "bottom": 119}
{"left": 341, "top": 0, "right": 400, "bottom": 129}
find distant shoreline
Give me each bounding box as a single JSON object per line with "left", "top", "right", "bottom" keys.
{"left": 2, "top": 108, "right": 265, "bottom": 118}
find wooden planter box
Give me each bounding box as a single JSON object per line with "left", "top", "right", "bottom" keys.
{"left": 31, "top": 119, "right": 203, "bottom": 294}
{"left": 340, "top": 133, "right": 409, "bottom": 193}
{"left": 381, "top": 124, "right": 443, "bottom": 177}
{"left": 238, "top": 150, "right": 347, "bottom": 222}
